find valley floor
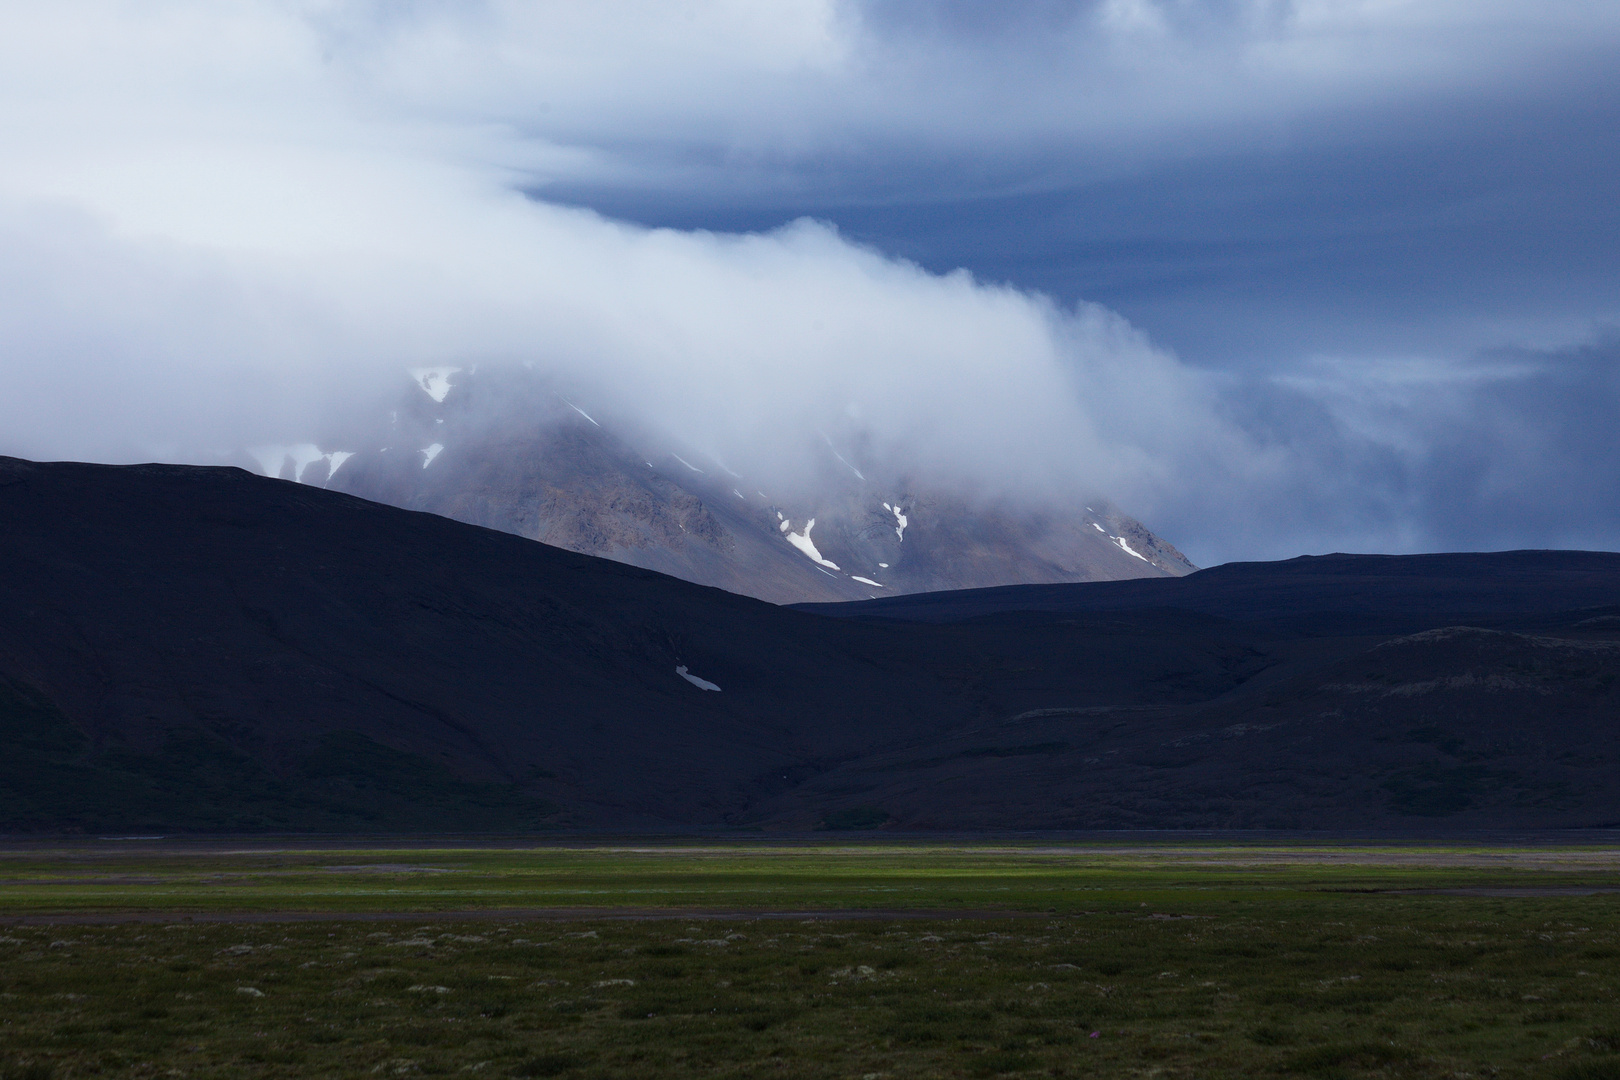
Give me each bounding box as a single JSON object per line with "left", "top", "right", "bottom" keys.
{"left": 0, "top": 842, "right": 1616, "bottom": 1079}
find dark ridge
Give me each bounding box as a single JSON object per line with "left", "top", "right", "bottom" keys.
{"left": 791, "top": 550, "right": 1620, "bottom": 635}
{"left": 2, "top": 456, "right": 1618, "bottom": 833}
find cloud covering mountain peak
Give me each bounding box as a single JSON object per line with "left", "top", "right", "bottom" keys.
{"left": 3, "top": 2, "right": 1619, "bottom": 565}
{"left": 0, "top": 1, "right": 1269, "bottom": 523}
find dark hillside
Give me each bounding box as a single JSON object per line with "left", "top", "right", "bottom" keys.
{"left": 2, "top": 456, "right": 1618, "bottom": 832}
{"left": 0, "top": 457, "right": 973, "bottom": 830}
{"left": 794, "top": 550, "right": 1620, "bottom": 635}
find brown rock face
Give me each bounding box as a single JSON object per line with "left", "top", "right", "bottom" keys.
{"left": 283, "top": 368, "right": 1194, "bottom": 603}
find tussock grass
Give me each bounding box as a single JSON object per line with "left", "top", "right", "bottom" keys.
{"left": 0, "top": 844, "right": 1615, "bottom": 1075}
{"left": 0, "top": 899, "right": 1614, "bottom": 1077}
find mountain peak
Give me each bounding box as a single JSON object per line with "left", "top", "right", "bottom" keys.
{"left": 243, "top": 367, "right": 1194, "bottom": 604}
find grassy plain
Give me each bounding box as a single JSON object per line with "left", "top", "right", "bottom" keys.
{"left": 0, "top": 842, "right": 1616, "bottom": 1079}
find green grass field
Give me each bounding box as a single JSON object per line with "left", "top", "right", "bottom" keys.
{"left": 0, "top": 842, "right": 1616, "bottom": 1079}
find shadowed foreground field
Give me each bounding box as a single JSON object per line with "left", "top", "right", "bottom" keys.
{"left": 0, "top": 843, "right": 1617, "bottom": 1079}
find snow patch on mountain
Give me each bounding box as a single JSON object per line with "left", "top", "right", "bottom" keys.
{"left": 851, "top": 576, "right": 884, "bottom": 587}
{"left": 409, "top": 367, "right": 460, "bottom": 403}
{"left": 671, "top": 454, "right": 704, "bottom": 474}
{"left": 1113, "top": 535, "right": 1149, "bottom": 562}
{"left": 785, "top": 518, "right": 839, "bottom": 570}
{"left": 250, "top": 444, "right": 352, "bottom": 484}
{"left": 565, "top": 401, "right": 599, "bottom": 426}
{"left": 676, "top": 665, "right": 721, "bottom": 692}
{"left": 824, "top": 436, "right": 865, "bottom": 480}
{"left": 290, "top": 444, "right": 326, "bottom": 481}
{"left": 421, "top": 443, "right": 444, "bottom": 468}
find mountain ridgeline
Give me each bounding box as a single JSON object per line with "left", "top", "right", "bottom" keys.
{"left": 1, "top": 456, "right": 1618, "bottom": 834}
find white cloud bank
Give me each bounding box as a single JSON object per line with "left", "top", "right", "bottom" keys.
{"left": 0, "top": 3, "right": 1275, "bottom": 510}
{"left": 1, "top": 2, "right": 1616, "bottom": 563}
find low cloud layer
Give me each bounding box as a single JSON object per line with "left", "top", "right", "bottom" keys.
{"left": 0, "top": 170, "right": 1244, "bottom": 514}
{"left": 2, "top": 2, "right": 1618, "bottom": 567}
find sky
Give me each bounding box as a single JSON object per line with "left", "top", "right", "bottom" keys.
{"left": 1, "top": 1, "right": 1617, "bottom": 567}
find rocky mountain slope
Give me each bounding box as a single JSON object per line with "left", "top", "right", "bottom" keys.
{"left": 244, "top": 367, "right": 1192, "bottom": 604}
{"left": 2, "top": 455, "right": 1618, "bottom": 834}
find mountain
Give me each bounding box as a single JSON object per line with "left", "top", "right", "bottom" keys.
{"left": 245, "top": 366, "right": 1193, "bottom": 604}
{"left": 2, "top": 455, "right": 1618, "bottom": 833}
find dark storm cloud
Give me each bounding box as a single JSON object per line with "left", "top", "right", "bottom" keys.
{"left": 1414, "top": 334, "right": 1620, "bottom": 551}
{"left": 544, "top": 6, "right": 1620, "bottom": 370}
{"left": 1140, "top": 332, "right": 1620, "bottom": 564}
